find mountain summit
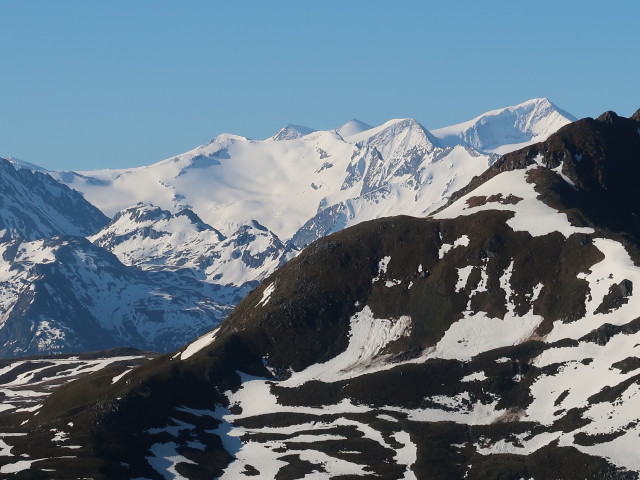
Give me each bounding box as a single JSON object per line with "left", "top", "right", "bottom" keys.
{"left": 0, "top": 157, "right": 108, "bottom": 240}
{"left": 269, "top": 123, "right": 317, "bottom": 141}
{"left": 432, "top": 97, "right": 576, "bottom": 154}
{"left": 336, "top": 118, "right": 373, "bottom": 138}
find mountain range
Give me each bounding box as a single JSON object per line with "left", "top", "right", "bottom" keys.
{"left": 51, "top": 98, "right": 572, "bottom": 244}
{"left": 1, "top": 106, "right": 640, "bottom": 478}
{"left": 0, "top": 97, "right": 574, "bottom": 357}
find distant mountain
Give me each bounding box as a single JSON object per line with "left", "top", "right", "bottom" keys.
{"left": 270, "top": 124, "right": 317, "bottom": 141}
{"left": 90, "top": 203, "right": 295, "bottom": 286}
{"left": 51, "top": 98, "right": 574, "bottom": 249}
{"left": 0, "top": 158, "right": 247, "bottom": 357}
{"left": 0, "top": 235, "right": 235, "bottom": 356}
{"left": 336, "top": 118, "right": 373, "bottom": 138}
{"left": 4, "top": 107, "right": 640, "bottom": 479}
{"left": 4, "top": 156, "right": 49, "bottom": 172}
{"left": 0, "top": 157, "right": 107, "bottom": 240}
{"left": 432, "top": 97, "right": 576, "bottom": 154}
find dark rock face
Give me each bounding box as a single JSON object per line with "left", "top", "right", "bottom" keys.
{"left": 4, "top": 110, "right": 640, "bottom": 478}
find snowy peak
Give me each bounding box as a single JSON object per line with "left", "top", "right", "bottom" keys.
{"left": 0, "top": 234, "right": 230, "bottom": 356}
{"left": 336, "top": 118, "right": 373, "bottom": 138}
{"left": 92, "top": 206, "right": 292, "bottom": 287}
{"left": 350, "top": 117, "right": 441, "bottom": 159}
{"left": 93, "top": 203, "right": 221, "bottom": 243}
{"left": 269, "top": 124, "right": 316, "bottom": 141}
{"left": 91, "top": 203, "right": 225, "bottom": 275}
{"left": 204, "top": 219, "right": 295, "bottom": 286}
{"left": 49, "top": 100, "right": 574, "bottom": 250}
{"left": 432, "top": 97, "right": 575, "bottom": 154}
{"left": 210, "top": 133, "right": 249, "bottom": 144}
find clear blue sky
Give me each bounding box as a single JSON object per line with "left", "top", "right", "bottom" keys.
{"left": 1, "top": 1, "right": 638, "bottom": 170}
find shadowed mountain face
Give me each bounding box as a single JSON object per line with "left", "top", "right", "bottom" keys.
{"left": 3, "top": 110, "right": 640, "bottom": 478}
{"left": 0, "top": 157, "right": 108, "bottom": 240}
{"left": 0, "top": 235, "right": 240, "bottom": 357}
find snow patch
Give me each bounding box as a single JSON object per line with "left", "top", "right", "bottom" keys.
{"left": 438, "top": 235, "right": 470, "bottom": 259}
{"left": 372, "top": 256, "right": 391, "bottom": 283}
{"left": 455, "top": 265, "right": 474, "bottom": 292}
{"left": 461, "top": 371, "right": 487, "bottom": 382}
{"left": 257, "top": 283, "right": 275, "bottom": 307}
{"left": 392, "top": 431, "right": 418, "bottom": 480}
{"left": 179, "top": 328, "right": 219, "bottom": 361}
{"left": 282, "top": 306, "right": 412, "bottom": 386}
{"left": 146, "top": 442, "right": 196, "bottom": 480}
{"left": 111, "top": 368, "right": 133, "bottom": 384}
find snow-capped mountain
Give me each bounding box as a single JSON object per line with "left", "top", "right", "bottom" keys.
{"left": 0, "top": 159, "right": 252, "bottom": 357}
{"left": 0, "top": 157, "right": 107, "bottom": 240}
{"left": 4, "top": 156, "right": 49, "bottom": 172}
{"left": 2, "top": 107, "right": 640, "bottom": 479}
{"left": 0, "top": 235, "right": 235, "bottom": 356}
{"left": 90, "top": 203, "right": 295, "bottom": 286}
{"left": 270, "top": 124, "right": 317, "bottom": 141}
{"left": 51, "top": 98, "right": 573, "bottom": 248}
{"left": 432, "top": 97, "right": 577, "bottom": 154}
{"left": 335, "top": 118, "right": 373, "bottom": 138}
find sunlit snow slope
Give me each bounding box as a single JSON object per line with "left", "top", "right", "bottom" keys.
{"left": 53, "top": 98, "right": 573, "bottom": 246}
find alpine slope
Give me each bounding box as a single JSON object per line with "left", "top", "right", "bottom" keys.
{"left": 2, "top": 108, "right": 640, "bottom": 478}
{"left": 0, "top": 98, "right": 572, "bottom": 357}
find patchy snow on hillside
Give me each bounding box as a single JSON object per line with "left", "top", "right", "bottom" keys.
{"left": 434, "top": 166, "right": 594, "bottom": 238}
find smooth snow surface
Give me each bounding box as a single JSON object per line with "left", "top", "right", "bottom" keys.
{"left": 461, "top": 371, "right": 488, "bottom": 382}
{"left": 111, "top": 368, "right": 133, "bottom": 385}
{"left": 546, "top": 238, "right": 640, "bottom": 342}
{"left": 429, "top": 310, "right": 542, "bottom": 362}
{"left": 336, "top": 119, "right": 373, "bottom": 138}
{"left": 392, "top": 431, "right": 418, "bottom": 480}
{"left": 257, "top": 283, "right": 275, "bottom": 307}
{"left": 146, "top": 442, "right": 195, "bottom": 480}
